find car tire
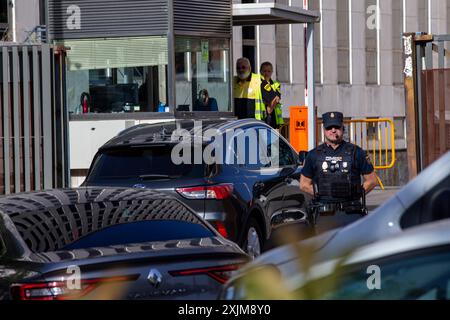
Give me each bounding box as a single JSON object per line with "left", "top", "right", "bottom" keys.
{"left": 243, "top": 217, "right": 264, "bottom": 259}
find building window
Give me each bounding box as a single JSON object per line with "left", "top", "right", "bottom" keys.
{"left": 242, "top": 0, "right": 257, "bottom": 71}
{"left": 418, "top": 0, "right": 429, "bottom": 34}
{"left": 39, "top": 0, "right": 47, "bottom": 25}
{"left": 337, "top": 0, "right": 350, "bottom": 84}
{"left": 310, "top": 0, "right": 322, "bottom": 84}
{"left": 61, "top": 36, "right": 169, "bottom": 115}
{"left": 394, "top": 117, "right": 407, "bottom": 146}
{"left": 275, "top": 0, "right": 290, "bottom": 83}
{"left": 447, "top": 2, "right": 450, "bottom": 67}
{"left": 0, "top": 0, "right": 7, "bottom": 35}
{"left": 0, "top": 0, "right": 7, "bottom": 23}
{"left": 392, "top": 0, "right": 403, "bottom": 85}
{"left": 366, "top": 0, "right": 378, "bottom": 85}
{"left": 175, "top": 37, "right": 231, "bottom": 112}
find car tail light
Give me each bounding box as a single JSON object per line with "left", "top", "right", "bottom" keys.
{"left": 212, "top": 220, "right": 229, "bottom": 238}
{"left": 176, "top": 184, "right": 233, "bottom": 200}
{"left": 10, "top": 275, "right": 137, "bottom": 301}
{"left": 169, "top": 265, "right": 240, "bottom": 284}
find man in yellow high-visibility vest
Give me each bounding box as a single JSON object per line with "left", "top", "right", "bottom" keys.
{"left": 260, "top": 61, "right": 285, "bottom": 129}
{"left": 233, "top": 58, "right": 280, "bottom": 123}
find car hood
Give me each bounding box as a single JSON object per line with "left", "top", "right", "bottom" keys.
{"left": 247, "top": 228, "right": 341, "bottom": 267}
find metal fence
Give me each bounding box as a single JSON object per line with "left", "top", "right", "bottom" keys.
{"left": 419, "top": 35, "right": 450, "bottom": 168}
{"left": 318, "top": 118, "right": 397, "bottom": 189}
{"left": 404, "top": 33, "right": 450, "bottom": 176}
{"left": 0, "top": 44, "right": 68, "bottom": 195}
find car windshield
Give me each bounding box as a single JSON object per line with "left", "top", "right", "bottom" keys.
{"left": 6, "top": 192, "right": 212, "bottom": 253}
{"left": 86, "top": 146, "right": 205, "bottom": 182}
{"left": 62, "top": 220, "right": 214, "bottom": 251}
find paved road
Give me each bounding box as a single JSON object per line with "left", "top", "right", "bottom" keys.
{"left": 366, "top": 187, "right": 401, "bottom": 212}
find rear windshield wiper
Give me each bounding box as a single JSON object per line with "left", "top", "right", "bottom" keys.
{"left": 138, "top": 174, "right": 178, "bottom": 180}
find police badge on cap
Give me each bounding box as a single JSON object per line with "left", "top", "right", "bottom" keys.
{"left": 322, "top": 111, "right": 344, "bottom": 129}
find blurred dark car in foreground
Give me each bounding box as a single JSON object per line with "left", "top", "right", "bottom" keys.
{"left": 221, "top": 151, "right": 450, "bottom": 299}
{"left": 0, "top": 188, "right": 249, "bottom": 300}
{"left": 83, "top": 119, "right": 308, "bottom": 258}
{"left": 222, "top": 219, "right": 450, "bottom": 300}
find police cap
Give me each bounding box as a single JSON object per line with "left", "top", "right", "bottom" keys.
{"left": 323, "top": 111, "right": 344, "bottom": 129}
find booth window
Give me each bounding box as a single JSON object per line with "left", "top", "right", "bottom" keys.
{"left": 175, "top": 37, "right": 231, "bottom": 112}
{"left": 61, "top": 36, "right": 169, "bottom": 114}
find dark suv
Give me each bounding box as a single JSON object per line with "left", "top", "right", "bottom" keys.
{"left": 84, "top": 119, "right": 308, "bottom": 257}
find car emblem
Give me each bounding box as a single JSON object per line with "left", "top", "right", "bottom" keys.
{"left": 331, "top": 113, "right": 335, "bottom": 118}
{"left": 147, "top": 269, "right": 163, "bottom": 288}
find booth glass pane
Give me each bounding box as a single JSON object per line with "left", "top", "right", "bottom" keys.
{"left": 61, "top": 36, "right": 169, "bottom": 114}
{"left": 175, "top": 37, "right": 231, "bottom": 112}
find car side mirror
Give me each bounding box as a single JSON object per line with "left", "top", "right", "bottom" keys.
{"left": 298, "top": 151, "right": 308, "bottom": 166}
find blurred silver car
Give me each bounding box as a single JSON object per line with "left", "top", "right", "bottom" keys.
{"left": 221, "top": 151, "right": 450, "bottom": 300}
{"left": 222, "top": 219, "right": 450, "bottom": 300}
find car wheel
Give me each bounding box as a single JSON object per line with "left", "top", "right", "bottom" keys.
{"left": 243, "top": 218, "right": 263, "bottom": 259}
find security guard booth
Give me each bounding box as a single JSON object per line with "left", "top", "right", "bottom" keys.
{"left": 47, "top": 0, "right": 234, "bottom": 117}
{"left": 233, "top": 3, "right": 320, "bottom": 150}
{"left": 45, "top": 1, "right": 320, "bottom": 186}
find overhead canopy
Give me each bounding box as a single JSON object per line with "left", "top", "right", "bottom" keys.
{"left": 232, "top": 3, "right": 320, "bottom": 26}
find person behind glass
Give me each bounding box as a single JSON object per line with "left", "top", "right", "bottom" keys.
{"left": 300, "top": 112, "right": 378, "bottom": 222}
{"left": 193, "top": 89, "right": 218, "bottom": 112}
{"left": 233, "top": 57, "right": 280, "bottom": 122}
{"left": 260, "top": 62, "right": 285, "bottom": 129}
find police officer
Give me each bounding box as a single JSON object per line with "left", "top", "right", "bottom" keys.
{"left": 299, "top": 112, "right": 378, "bottom": 230}
{"left": 234, "top": 58, "right": 280, "bottom": 122}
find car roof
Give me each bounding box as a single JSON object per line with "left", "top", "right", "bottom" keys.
{"left": 100, "top": 119, "right": 272, "bottom": 149}
{"left": 0, "top": 187, "right": 189, "bottom": 216}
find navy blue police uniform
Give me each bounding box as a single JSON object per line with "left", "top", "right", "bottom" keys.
{"left": 302, "top": 112, "right": 374, "bottom": 207}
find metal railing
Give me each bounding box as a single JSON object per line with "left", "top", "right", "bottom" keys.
{"left": 318, "top": 118, "right": 397, "bottom": 190}
{"left": 0, "top": 44, "right": 68, "bottom": 195}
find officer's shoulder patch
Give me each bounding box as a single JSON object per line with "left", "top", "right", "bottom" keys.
{"left": 264, "top": 83, "right": 272, "bottom": 92}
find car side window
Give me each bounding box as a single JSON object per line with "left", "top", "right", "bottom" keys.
{"left": 400, "top": 175, "right": 450, "bottom": 229}
{"left": 263, "top": 129, "right": 297, "bottom": 168}
{"left": 228, "top": 127, "right": 266, "bottom": 170}
{"left": 278, "top": 137, "right": 297, "bottom": 167}
{"left": 297, "top": 246, "right": 450, "bottom": 300}
{"left": 228, "top": 127, "right": 297, "bottom": 169}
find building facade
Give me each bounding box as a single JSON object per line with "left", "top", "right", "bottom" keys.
{"left": 3, "top": 0, "right": 450, "bottom": 186}
{"left": 233, "top": 0, "right": 450, "bottom": 185}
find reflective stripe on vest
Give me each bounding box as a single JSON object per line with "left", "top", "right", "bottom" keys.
{"left": 271, "top": 80, "right": 285, "bottom": 126}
